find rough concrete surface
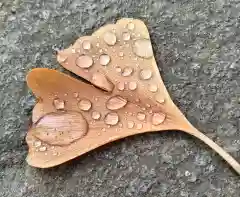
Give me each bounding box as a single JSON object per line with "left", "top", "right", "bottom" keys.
{"left": 0, "top": 0, "right": 240, "bottom": 196}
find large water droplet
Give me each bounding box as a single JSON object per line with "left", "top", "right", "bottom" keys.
{"left": 139, "top": 69, "right": 152, "bottom": 80}
{"left": 104, "top": 112, "right": 119, "bottom": 125}
{"left": 155, "top": 94, "right": 165, "bottom": 104}
{"left": 122, "top": 67, "right": 133, "bottom": 77}
{"left": 149, "top": 84, "right": 158, "bottom": 92}
{"left": 152, "top": 112, "right": 166, "bottom": 126}
{"left": 76, "top": 55, "right": 93, "bottom": 68}
{"left": 106, "top": 96, "right": 127, "bottom": 110}
{"left": 39, "top": 146, "right": 47, "bottom": 152}
{"left": 117, "top": 82, "right": 125, "bottom": 91}
{"left": 53, "top": 98, "right": 65, "bottom": 110}
{"left": 137, "top": 112, "right": 146, "bottom": 121}
{"left": 127, "top": 121, "right": 134, "bottom": 129}
{"left": 78, "top": 99, "right": 92, "bottom": 111}
{"left": 133, "top": 39, "right": 153, "bottom": 59}
{"left": 122, "top": 32, "right": 131, "bottom": 41}
{"left": 103, "top": 31, "right": 117, "bottom": 46}
{"left": 82, "top": 40, "right": 91, "bottom": 50}
{"left": 32, "top": 111, "right": 88, "bottom": 146}
{"left": 91, "top": 111, "right": 101, "bottom": 120}
{"left": 99, "top": 54, "right": 111, "bottom": 66}
{"left": 127, "top": 22, "right": 135, "bottom": 30}
{"left": 128, "top": 81, "right": 137, "bottom": 90}
{"left": 91, "top": 72, "right": 114, "bottom": 92}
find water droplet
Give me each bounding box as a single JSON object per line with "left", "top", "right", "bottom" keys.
{"left": 96, "top": 43, "right": 100, "bottom": 47}
{"left": 73, "top": 92, "right": 79, "bottom": 98}
{"left": 152, "top": 112, "right": 166, "bottom": 126}
{"left": 127, "top": 121, "right": 134, "bottom": 129}
{"left": 119, "top": 123, "right": 123, "bottom": 128}
{"left": 91, "top": 72, "right": 114, "bottom": 92}
{"left": 39, "top": 146, "right": 47, "bottom": 152}
{"left": 32, "top": 111, "right": 88, "bottom": 146}
{"left": 135, "top": 98, "right": 140, "bottom": 102}
{"left": 78, "top": 99, "right": 92, "bottom": 111}
{"left": 127, "top": 22, "right": 135, "bottom": 30}
{"left": 119, "top": 52, "right": 124, "bottom": 57}
{"left": 53, "top": 98, "right": 65, "bottom": 110}
{"left": 122, "top": 67, "right": 133, "bottom": 77}
{"left": 34, "top": 141, "right": 42, "bottom": 148}
{"left": 122, "top": 32, "right": 131, "bottom": 41}
{"left": 149, "top": 84, "right": 158, "bottom": 92}
{"left": 133, "top": 39, "right": 153, "bottom": 59}
{"left": 71, "top": 48, "right": 76, "bottom": 53}
{"left": 104, "top": 112, "right": 119, "bottom": 125}
{"left": 99, "top": 48, "right": 103, "bottom": 53}
{"left": 102, "top": 128, "right": 106, "bottom": 132}
{"left": 137, "top": 112, "right": 146, "bottom": 121}
{"left": 128, "top": 81, "right": 137, "bottom": 90}
{"left": 99, "top": 54, "right": 111, "bottom": 66}
{"left": 91, "top": 111, "right": 101, "bottom": 120}
{"left": 116, "top": 66, "right": 122, "bottom": 73}
{"left": 136, "top": 123, "right": 143, "bottom": 130}
{"left": 146, "top": 104, "right": 151, "bottom": 108}
{"left": 106, "top": 96, "right": 127, "bottom": 110}
{"left": 103, "top": 31, "right": 117, "bottom": 45}
{"left": 139, "top": 69, "right": 152, "bottom": 80}
{"left": 117, "top": 82, "right": 125, "bottom": 91}
{"left": 76, "top": 55, "right": 93, "bottom": 68}
{"left": 57, "top": 54, "right": 67, "bottom": 63}
{"left": 155, "top": 94, "right": 165, "bottom": 104}
{"left": 82, "top": 40, "right": 91, "bottom": 50}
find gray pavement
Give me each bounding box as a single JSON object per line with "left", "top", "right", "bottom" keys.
{"left": 0, "top": 0, "right": 240, "bottom": 196}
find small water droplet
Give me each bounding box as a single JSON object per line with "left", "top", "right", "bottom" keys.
{"left": 149, "top": 84, "right": 158, "bottom": 92}
{"left": 106, "top": 96, "right": 127, "bottom": 110}
{"left": 122, "top": 67, "right": 133, "bottom": 77}
{"left": 135, "top": 98, "right": 140, "bottom": 102}
{"left": 119, "top": 52, "right": 124, "bottom": 57}
{"left": 139, "top": 69, "right": 152, "bottom": 80}
{"left": 133, "top": 39, "right": 153, "bottom": 59}
{"left": 99, "top": 48, "right": 103, "bottom": 53}
{"left": 57, "top": 55, "right": 68, "bottom": 63}
{"left": 53, "top": 98, "right": 65, "bottom": 110}
{"left": 146, "top": 104, "right": 151, "bottom": 108}
{"left": 127, "top": 22, "right": 135, "bottom": 30}
{"left": 96, "top": 43, "right": 100, "bottom": 47}
{"left": 102, "top": 128, "right": 106, "bottom": 132}
{"left": 136, "top": 123, "right": 143, "bottom": 130}
{"left": 116, "top": 66, "right": 122, "bottom": 73}
{"left": 117, "top": 82, "right": 125, "bottom": 91}
{"left": 73, "top": 92, "right": 79, "bottom": 98}
{"left": 76, "top": 55, "right": 93, "bottom": 68}
{"left": 128, "top": 81, "right": 137, "bottom": 90}
{"left": 64, "top": 93, "right": 68, "bottom": 97}
{"left": 103, "top": 31, "right": 117, "bottom": 45}
{"left": 99, "top": 54, "right": 111, "bottom": 66}
{"left": 104, "top": 112, "right": 119, "bottom": 125}
{"left": 127, "top": 121, "right": 134, "bottom": 129}
{"left": 152, "top": 112, "right": 166, "bottom": 125}
{"left": 122, "top": 32, "right": 131, "bottom": 41}
{"left": 71, "top": 48, "right": 76, "bottom": 53}
{"left": 34, "top": 141, "right": 42, "bottom": 148}
{"left": 91, "top": 111, "right": 101, "bottom": 120}
{"left": 78, "top": 99, "right": 92, "bottom": 111}
{"left": 155, "top": 94, "right": 165, "bottom": 104}
{"left": 119, "top": 123, "right": 123, "bottom": 128}
{"left": 39, "top": 146, "right": 47, "bottom": 152}
{"left": 82, "top": 40, "right": 91, "bottom": 50}
{"left": 137, "top": 112, "right": 146, "bottom": 121}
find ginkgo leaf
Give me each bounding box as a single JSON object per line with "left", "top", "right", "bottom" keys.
{"left": 26, "top": 18, "right": 240, "bottom": 175}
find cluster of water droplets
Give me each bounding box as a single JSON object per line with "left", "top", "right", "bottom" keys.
{"left": 32, "top": 21, "right": 168, "bottom": 156}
